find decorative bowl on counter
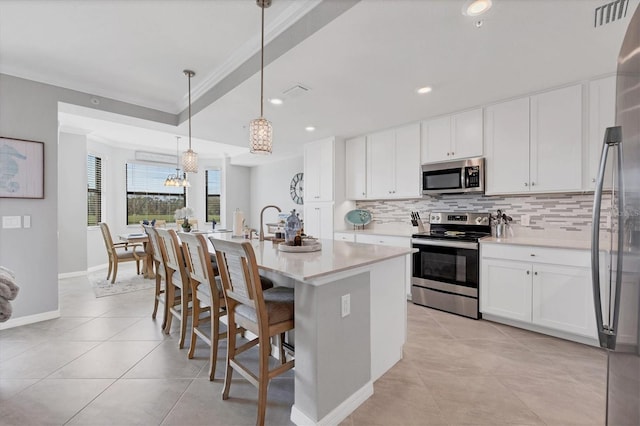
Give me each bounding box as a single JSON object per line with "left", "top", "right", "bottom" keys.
{"left": 345, "top": 209, "right": 372, "bottom": 229}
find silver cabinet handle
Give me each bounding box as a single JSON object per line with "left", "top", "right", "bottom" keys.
{"left": 592, "top": 178, "right": 596, "bottom": 183}
{"left": 524, "top": 182, "right": 528, "bottom": 186}
{"left": 446, "top": 152, "right": 450, "bottom": 156}
{"left": 530, "top": 254, "right": 535, "bottom": 257}
{"left": 531, "top": 182, "right": 535, "bottom": 186}
{"left": 534, "top": 272, "right": 538, "bottom": 276}
{"left": 526, "top": 270, "right": 530, "bottom": 275}
{"left": 362, "top": 192, "right": 366, "bottom": 196}
{"left": 451, "top": 152, "right": 454, "bottom": 155}
{"left": 591, "top": 126, "right": 624, "bottom": 350}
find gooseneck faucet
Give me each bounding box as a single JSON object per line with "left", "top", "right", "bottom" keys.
{"left": 259, "top": 205, "right": 282, "bottom": 241}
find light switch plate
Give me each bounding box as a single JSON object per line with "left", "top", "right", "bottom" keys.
{"left": 2, "top": 216, "right": 21, "bottom": 229}
{"left": 341, "top": 294, "right": 351, "bottom": 318}
{"left": 23, "top": 215, "right": 31, "bottom": 228}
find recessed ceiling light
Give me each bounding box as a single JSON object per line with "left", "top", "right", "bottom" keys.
{"left": 417, "top": 86, "right": 432, "bottom": 94}
{"left": 463, "top": 0, "right": 492, "bottom": 16}
{"left": 305, "top": 126, "right": 316, "bottom": 132}
{"left": 269, "top": 98, "right": 283, "bottom": 105}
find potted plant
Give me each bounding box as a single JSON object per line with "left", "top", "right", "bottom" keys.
{"left": 174, "top": 207, "right": 194, "bottom": 232}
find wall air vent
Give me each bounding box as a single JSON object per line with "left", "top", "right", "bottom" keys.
{"left": 594, "top": 0, "right": 629, "bottom": 27}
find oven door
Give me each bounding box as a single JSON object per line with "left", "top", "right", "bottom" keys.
{"left": 411, "top": 239, "right": 479, "bottom": 296}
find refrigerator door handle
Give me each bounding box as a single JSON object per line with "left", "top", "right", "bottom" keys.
{"left": 591, "top": 126, "right": 624, "bottom": 350}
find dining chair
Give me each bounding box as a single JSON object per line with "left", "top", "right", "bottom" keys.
{"left": 209, "top": 237, "right": 294, "bottom": 426}
{"left": 99, "top": 222, "right": 145, "bottom": 284}
{"left": 155, "top": 228, "right": 191, "bottom": 348}
{"left": 143, "top": 225, "right": 168, "bottom": 327}
{"left": 180, "top": 232, "right": 230, "bottom": 380}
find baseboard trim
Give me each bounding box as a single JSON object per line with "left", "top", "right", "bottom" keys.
{"left": 0, "top": 309, "right": 60, "bottom": 330}
{"left": 290, "top": 381, "right": 374, "bottom": 426}
{"left": 87, "top": 264, "right": 109, "bottom": 273}
{"left": 58, "top": 271, "right": 87, "bottom": 279}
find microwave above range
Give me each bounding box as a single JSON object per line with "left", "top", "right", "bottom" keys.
{"left": 421, "top": 157, "right": 485, "bottom": 195}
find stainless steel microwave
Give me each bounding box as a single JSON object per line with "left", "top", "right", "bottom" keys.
{"left": 421, "top": 157, "right": 485, "bottom": 195}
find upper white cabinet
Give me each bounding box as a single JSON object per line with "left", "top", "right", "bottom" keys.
{"left": 304, "top": 138, "right": 334, "bottom": 202}
{"left": 484, "top": 84, "right": 583, "bottom": 195}
{"left": 367, "top": 123, "right": 421, "bottom": 199}
{"left": 421, "top": 108, "right": 483, "bottom": 164}
{"left": 345, "top": 136, "right": 367, "bottom": 200}
{"left": 587, "top": 75, "right": 616, "bottom": 190}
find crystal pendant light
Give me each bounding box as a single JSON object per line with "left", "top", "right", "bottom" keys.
{"left": 249, "top": 0, "right": 273, "bottom": 155}
{"left": 182, "top": 70, "right": 198, "bottom": 172}
{"left": 165, "top": 136, "right": 190, "bottom": 187}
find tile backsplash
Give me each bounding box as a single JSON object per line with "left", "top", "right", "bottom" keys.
{"left": 356, "top": 192, "right": 611, "bottom": 235}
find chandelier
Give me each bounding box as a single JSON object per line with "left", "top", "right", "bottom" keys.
{"left": 182, "top": 69, "right": 198, "bottom": 172}
{"left": 165, "top": 136, "right": 190, "bottom": 187}
{"left": 249, "top": 0, "right": 273, "bottom": 154}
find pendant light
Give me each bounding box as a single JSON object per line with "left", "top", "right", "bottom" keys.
{"left": 182, "top": 69, "right": 198, "bottom": 172}
{"left": 249, "top": 0, "right": 273, "bottom": 155}
{"left": 165, "top": 136, "right": 190, "bottom": 187}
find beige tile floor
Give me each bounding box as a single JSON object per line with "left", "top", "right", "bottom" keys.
{"left": 0, "top": 266, "right": 607, "bottom": 425}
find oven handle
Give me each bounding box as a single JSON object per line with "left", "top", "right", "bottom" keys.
{"left": 411, "top": 239, "right": 478, "bottom": 250}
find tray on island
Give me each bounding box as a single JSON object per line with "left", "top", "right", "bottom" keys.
{"left": 278, "top": 240, "right": 322, "bottom": 252}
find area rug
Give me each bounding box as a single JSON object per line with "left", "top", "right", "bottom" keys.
{"left": 90, "top": 267, "right": 155, "bottom": 298}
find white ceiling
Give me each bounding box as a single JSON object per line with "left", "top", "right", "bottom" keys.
{"left": 1, "top": 0, "right": 637, "bottom": 167}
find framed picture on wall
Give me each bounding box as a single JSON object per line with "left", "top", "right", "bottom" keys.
{"left": 0, "top": 136, "right": 44, "bottom": 199}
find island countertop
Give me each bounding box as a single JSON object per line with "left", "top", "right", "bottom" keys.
{"left": 206, "top": 233, "right": 414, "bottom": 281}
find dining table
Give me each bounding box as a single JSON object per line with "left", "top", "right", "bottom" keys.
{"left": 118, "top": 233, "right": 154, "bottom": 278}
{"left": 206, "top": 232, "right": 414, "bottom": 426}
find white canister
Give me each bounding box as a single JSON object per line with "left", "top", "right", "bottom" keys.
{"left": 232, "top": 209, "right": 244, "bottom": 237}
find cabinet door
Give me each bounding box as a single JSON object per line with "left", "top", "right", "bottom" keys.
{"left": 480, "top": 258, "right": 532, "bottom": 322}
{"left": 345, "top": 136, "right": 367, "bottom": 199}
{"left": 530, "top": 84, "right": 583, "bottom": 192}
{"left": 393, "top": 123, "right": 421, "bottom": 198}
{"left": 532, "top": 263, "right": 597, "bottom": 338}
{"left": 367, "top": 129, "right": 395, "bottom": 198}
{"left": 334, "top": 232, "right": 355, "bottom": 242}
{"left": 484, "top": 97, "right": 530, "bottom": 194}
{"left": 587, "top": 76, "right": 616, "bottom": 190}
{"left": 304, "top": 202, "right": 334, "bottom": 240}
{"left": 304, "top": 139, "right": 334, "bottom": 202}
{"left": 451, "top": 108, "right": 483, "bottom": 159}
{"left": 421, "top": 116, "right": 451, "bottom": 164}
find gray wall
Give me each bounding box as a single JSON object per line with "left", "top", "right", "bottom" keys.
{"left": 0, "top": 73, "right": 176, "bottom": 323}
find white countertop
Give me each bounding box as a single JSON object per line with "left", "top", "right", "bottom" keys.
{"left": 334, "top": 228, "right": 413, "bottom": 238}
{"left": 480, "top": 236, "right": 593, "bottom": 250}
{"left": 206, "top": 233, "right": 414, "bottom": 281}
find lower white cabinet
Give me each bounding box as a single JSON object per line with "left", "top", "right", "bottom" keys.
{"left": 334, "top": 232, "right": 356, "bottom": 242}
{"left": 480, "top": 243, "right": 598, "bottom": 341}
{"left": 354, "top": 233, "right": 411, "bottom": 299}
{"left": 304, "top": 202, "right": 334, "bottom": 240}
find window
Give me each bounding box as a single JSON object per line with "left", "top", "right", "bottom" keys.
{"left": 87, "top": 154, "right": 102, "bottom": 226}
{"left": 206, "top": 169, "right": 221, "bottom": 223}
{"left": 126, "top": 163, "right": 185, "bottom": 225}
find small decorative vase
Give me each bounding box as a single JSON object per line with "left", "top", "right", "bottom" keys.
{"left": 182, "top": 218, "right": 191, "bottom": 233}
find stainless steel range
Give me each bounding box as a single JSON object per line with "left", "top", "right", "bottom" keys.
{"left": 411, "top": 211, "right": 491, "bottom": 319}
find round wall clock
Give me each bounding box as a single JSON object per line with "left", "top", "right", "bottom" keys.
{"left": 290, "top": 172, "right": 304, "bottom": 205}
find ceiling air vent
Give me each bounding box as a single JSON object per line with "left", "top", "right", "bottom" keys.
{"left": 282, "top": 84, "right": 310, "bottom": 99}
{"left": 594, "top": 0, "right": 629, "bottom": 27}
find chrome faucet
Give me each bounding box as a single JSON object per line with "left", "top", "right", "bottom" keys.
{"left": 259, "top": 205, "right": 281, "bottom": 241}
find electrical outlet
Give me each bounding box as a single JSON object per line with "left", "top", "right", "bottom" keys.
{"left": 341, "top": 294, "right": 350, "bottom": 318}
{"left": 521, "top": 214, "right": 530, "bottom": 226}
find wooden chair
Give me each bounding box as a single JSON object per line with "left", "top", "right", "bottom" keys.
{"left": 143, "top": 225, "right": 168, "bottom": 327}
{"left": 180, "top": 232, "right": 228, "bottom": 380}
{"left": 210, "top": 237, "right": 294, "bottom": 426}
{"left": 155, "top": 228, "right": 191, "bottom": 348}
{"left": 99, "top": 222, "right": 145, "bottom": 284}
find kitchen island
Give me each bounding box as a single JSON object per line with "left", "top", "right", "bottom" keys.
{"left": 207, "top": 234, "right": 414, "bottom": 426}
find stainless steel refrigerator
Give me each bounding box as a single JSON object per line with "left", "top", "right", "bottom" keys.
{"left": 592, "top": 3, "right": 640, "bottom": 425}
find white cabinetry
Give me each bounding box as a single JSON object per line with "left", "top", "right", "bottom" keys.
{"left": 484, "top": 84, "right": 583, "bottom": 195}
{"left": 587, "top": 75, "right": 616, "bottom": 190}
{"left": 354, "top": 233, "right": 412, "bottom": 298}
{"left": 304, "top": 203, "right": 334, "bottom": 240}
{"left": 304, "top": 138, "right": 334, "bottom": 202}
{"left": 480, "top": 243, "right": 598, "bottom": 342}
{"left": 345, "top": 136, "right": 367, "bottom": 200}
{"left": 421, "top": 108, "right": 483, "bottom": 164}
{"left": 367, "top": 123, "right": 420, "bottom": 199}
{"left": 334, "top": 232, "right": 356, "bottom": 242}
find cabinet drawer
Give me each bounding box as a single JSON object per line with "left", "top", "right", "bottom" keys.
{"left": 356, "top": 234, "right": 409, "bottom": 247}
{"left": 481, "top": 244, "right": 589, "bottom": 268}
{"left": 334, "top": 232, "right": 356, "bottom": 242}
